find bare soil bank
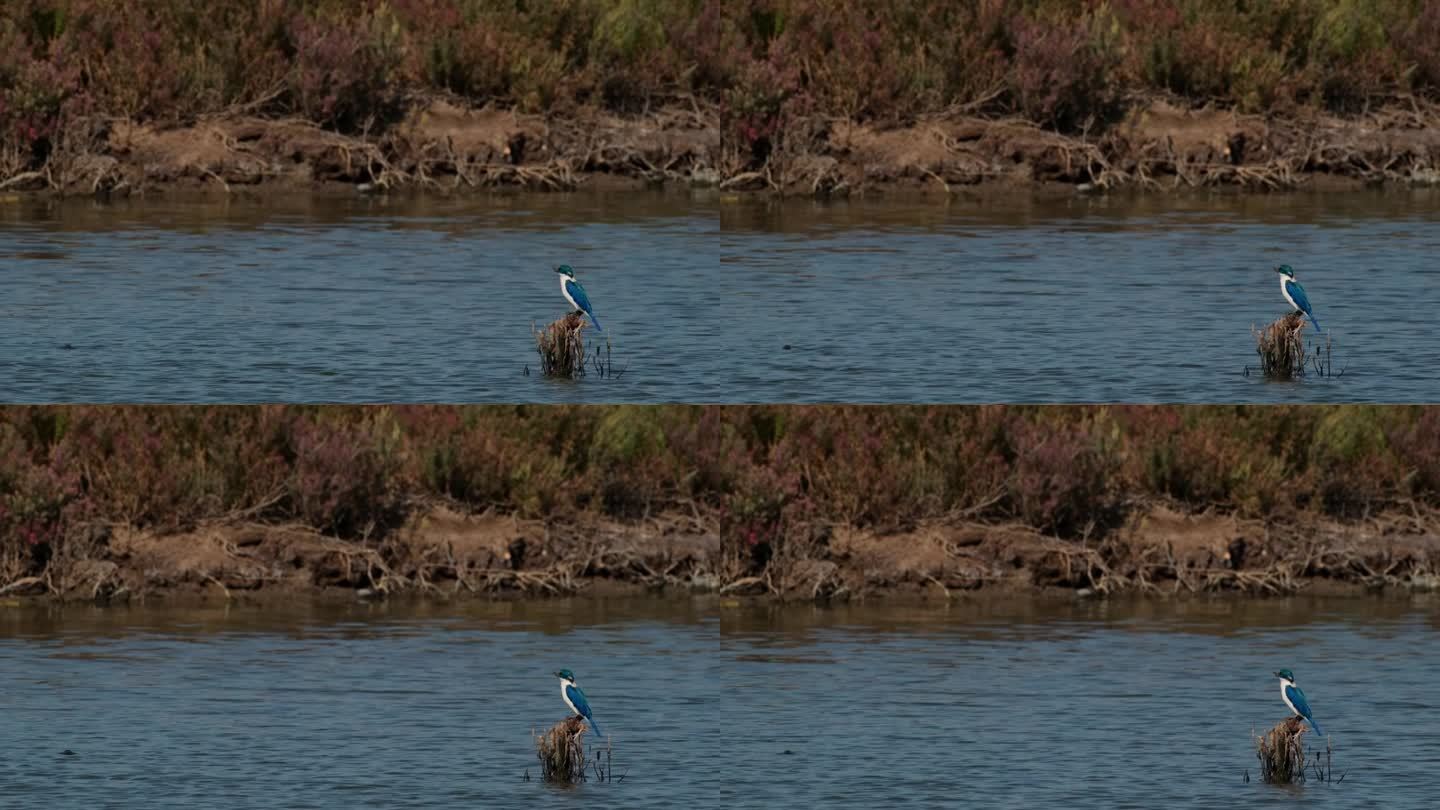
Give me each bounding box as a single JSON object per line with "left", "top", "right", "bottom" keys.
{"left": 11, "top": 98, "right": 1440, "bottom": 199}
{"left": 722, "top": 100, "right": 1440, "bottom": 195}
{"left": 3, "top": 504, "right": 1435, "bottom": 604}
{"left": 2, "top": 100, "right": 719, "bottom": 196}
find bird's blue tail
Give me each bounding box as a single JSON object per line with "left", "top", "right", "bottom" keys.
{"left": 1306, "top": 717, "right": 1324, "bottom": 736}
{"left": 1308, "top": 313, "right": 1322, "bottom": 334}
{"left": 587, "top": 312, "right": 603, "bottom": 332}
{"left": 586, "top": 717, "right": 603, "bottom": 738}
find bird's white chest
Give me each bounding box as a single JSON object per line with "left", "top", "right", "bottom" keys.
{"left": 560, "top": 277, "right": 579, "bottom": 309}
{"left": 560, "top": 681, "right": 579, "bottom": 713}
{"left": 1280, "top": 277, "right": 1299, "bottom": 310}
{"left": 1280, "top": 681, "right": 1299, "bottom": 714}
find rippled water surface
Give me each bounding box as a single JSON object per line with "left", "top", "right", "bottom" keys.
{"left": 1, "top": 193, "right": 718, "bottom": 402}
{"left": 3, "top": 596, "right": 1436, "bottom": 808}
{"left": 722, "top": 190, "right": 1440, "bottom": 402}
{"left": 721, "top": 596, "right": 1440, "bottom": 808}
{"left": 4, "top": 190, "right": 1438, "bottom": 402}
{"left": 1, "top": 599, "right": 717, "bottom": 809}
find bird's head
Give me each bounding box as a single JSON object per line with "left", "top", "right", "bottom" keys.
{"left": 555, "top": 265, "right": 576, "bottom": 279}
{"left": 1274, "top": 669, "right": 1296, "bottom": 683}
{"left": 555, "top": 669, "right": 576, "bottom": 683}
{"left": 1275, "top": 264, "right": 1296, "bottom": 278}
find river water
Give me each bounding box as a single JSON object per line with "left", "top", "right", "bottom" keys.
{"left": 723, "top": 595, "right": 1440, "bottom": 808}
{"left": 2, "top": 596, "right": 1435, "bottom": 808}
{"left": 0, "top": 599, "right": 718, "bottom": 809}
{"left": 4, "top": 190, "right": 1438, "bottom": 403}
{"left": 722, "top": 190, "right": 1440, "bottom": 403}
{"left": 0, "top": 193, "right": 718, "bottom": 403}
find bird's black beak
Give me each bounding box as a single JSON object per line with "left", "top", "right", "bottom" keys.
{"left": 1272, "top": 671, "right": 1281, "bottom": 677}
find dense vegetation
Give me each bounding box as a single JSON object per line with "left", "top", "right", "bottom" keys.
{"left": 5, "top": 1, "right": 1438, "bottom": 169}
{"left": 0, "top": 0, "right": 719, "bottom": 169}
{"left": 722, "top": 0, "right": 1440, "bottom": 164}
{"left": 2, "top": 406, "right": 1435, "bottom": 557}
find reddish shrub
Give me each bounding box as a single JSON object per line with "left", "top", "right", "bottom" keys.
{"left": 1397, "top": 0, "right": 1440, "bottom": 91}
{"left": 721, "top": 50, "right": 799, "bottom": 167}
{"left": 1006, "top": 416, "right": 1117, "bottom": 536}
{"left": 287, "top": 412, "right": 405, "bottom": 537}
{"left": 1008, "top": 9, "right": 1121, "bottom": 130}
{"left": 0, "top": 405, "right": 1434, "bottom": 565}
{"left": 1390, "top": 408, "right": 1440, "bottom": 506}
{"left": 287, "top": 7, "right": 404, "bottom": 130}
{"left": 1120, "top": 407, "right": 1292, "bottom": 515}
{"left": 0, "top": 424, "right": 79, "bottom": 550}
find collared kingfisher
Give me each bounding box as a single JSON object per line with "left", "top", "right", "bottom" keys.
{"left": 555, "top": 669, "right": 603, "bottom": 738}
{"left": 555, "top": 265, "right": 602, "bottom": 331}
{"left": 1274, "top": 669, "right": 1324, "bottom": 736}
{"left": 1275, "top": 265, "right": 1322, "bottom": 333}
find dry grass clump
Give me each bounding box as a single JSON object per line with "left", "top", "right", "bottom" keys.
{"left": 534, "top": 313, "right": 588, "bottom": 378}
{"left": 1254, "top": 716, "right": 1339, "bottom": 785}
{"left": 1251, "top": 312, "right": 1340, "bottom": 380}
{"left": 1253, "top": 311, "right": 1309, "bottom": 379}
{"left": 532, "top": 715, "right": 615, "bottom": 784}
{"left": 535, "top": 715, "right": 588, "bottom": 782}
{"left": 532, "top": 313, "right": 622, "bottom": 379}
{"left": 1256, "top": 716, "right": 1308, "bottom": 783}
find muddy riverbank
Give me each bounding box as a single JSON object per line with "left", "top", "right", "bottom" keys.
{"left": 4, "top": 503, "right": 1436, "bottom": 604}
{"left": 10, "top": 97, "right": 1439, "bottom": 198}
{"left": 721, "top": 99, "right": 1440, "bottom": 196}
{"left": 4, "top": 405, "right": 1438, "bottom": 603}
{"left": 9, "top": 2, "right": 1440, "bottom": 198}
{"left": 2, "top": 100, "right": 718, "bottom": 196}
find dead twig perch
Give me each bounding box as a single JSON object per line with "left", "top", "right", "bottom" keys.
{"left": 1252, "top": 312, "right": 1307, "bottom": 379}
{"left": 534, "top": 313, "right": 588, "bottom": 378}
{"left": 533, "top": 715, "right": 615, "bottom": 783}
{"left": 532, "top": 312, "right": 622, "bottom": 379}
{"left": 1256, "top": 716, "right": 1308, "bottom": 783}
{"left": 1255, "top": 716, "right": 1337, "bottom": 784}
{"left": 1250, "top": 312, "right": 1339, "bottom": 380}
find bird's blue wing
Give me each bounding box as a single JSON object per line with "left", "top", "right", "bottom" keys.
{"left": 1284, "top": 684, "right": 1314, "bottom": 719}
{"left": 564, "top": 683, "right": 594, "bottom": 719}
{"left": 1284, "top": 279, "right": 1313, "bottom": 315}
{"left": 564, "top": 279, "right": 595, "bottom": 315}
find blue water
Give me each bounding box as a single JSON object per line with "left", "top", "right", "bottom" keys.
{"left": 721, "top": 190, "right": 1440, "bottom": 402}
{"left": 2, "top": 596, "right": 1434, "bottom": 808}
{"left": 1, "top": 193, "right": 718, "bottom": 402}
{"left": 0, "top": 599, "right": 718, "bottom": 809}
{"left": 722, "top": 595, "right": 1440, "bottom": 808}
{"left": 3, "top": 189, "right": 1439, "bottom": 402}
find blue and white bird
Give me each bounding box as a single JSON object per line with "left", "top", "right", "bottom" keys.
{"left": 1275, "top": 669, "right": 1324, "bottom": 736}
{"left": 555, "top": 669, "right": 603, "bottom": 738}
{"left": 555, "top": 265, "right": 602, "bottom": 331}
{"left": 1276, "top": 264, "right": 1322, "bottom": 333}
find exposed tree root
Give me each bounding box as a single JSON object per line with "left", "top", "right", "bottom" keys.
{"left": 724, "top": 96, "right": 1440, "bottom": 196}
{"left": 0, "top": 99, "right": 719, "bottom": 196}
{"left": 3, "top": 503, "right": 1437, "bottom": 603}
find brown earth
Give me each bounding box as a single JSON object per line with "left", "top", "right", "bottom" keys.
{"left": 2, "top": 503, "right": 1437, "bottom": 604}
{"left": 723, "top": 99, "right": 1440, "bottom": 195}
{"left": 764, "top": 504, "right": 1440, "bottom": 599}
{"left": 11, "top": 98, "right": 1440, "bottom": 199}
{"left": 2, "top": 99, "right": 720, "bottom": 196}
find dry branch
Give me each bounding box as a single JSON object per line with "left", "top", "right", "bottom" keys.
{"left": 533, "top": 715, "right": 614, "bottom": 783}
{"left": 1253, "top": 312, "right": 1308, "bottom": 379}
{"left": 534, "top": 312, "right": 589, "bottom": 378}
